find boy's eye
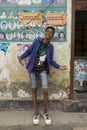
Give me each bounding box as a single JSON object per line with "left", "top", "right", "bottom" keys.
{"left": 46, "top": 31, "right": 53, "bottom": 34}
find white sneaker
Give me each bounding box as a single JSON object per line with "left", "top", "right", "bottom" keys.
{"left": 33, "top": 113, "right": 40, "bottom": 125}
{"left": 43, "top": 113, "right": 51, "bottom": 125}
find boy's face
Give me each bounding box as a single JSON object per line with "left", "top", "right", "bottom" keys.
{"left": 45, "top": 28, "right": 54, "bottom": 40}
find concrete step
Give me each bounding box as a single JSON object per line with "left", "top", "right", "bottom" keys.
{"left": 0, "top": 100, "right": 63, "bottom": 111}
{"left": 0, "top": 99, "right": 87, "bottom": 112}
{"left": 0, "top": 125, "right": 73, "bottom": 130}
{"left": 0, "top": 125, "right": 87, "bottom": 130}
{"left": 0, "top": 111, "right": 87, "bottom": 130}
{"left": 64, "top": 99, "right": 87, "bottom": 112}
{"left": 73, "top": 126, "right": 87, "bottom": 130}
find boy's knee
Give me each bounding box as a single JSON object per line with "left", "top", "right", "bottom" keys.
{"left": 31, "top": 87, "right": 37, "bottom": 92}
{"left": 43, "top": 88, "right": 48, "bottom": 93}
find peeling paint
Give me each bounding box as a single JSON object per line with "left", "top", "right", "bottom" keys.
{"left": 49, "top": 90, "right": 68, "bottom": 100}
{"left": 0, "top": 91, "right": 12, "bottom": 99}
{"left": 17, "top": 89, "right": 31, "bottom": 98}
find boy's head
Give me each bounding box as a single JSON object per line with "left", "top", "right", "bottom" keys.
{"left": 45, "top": 26, "right": 55, "bottom": 40}
{"left": 45, "top": 26, "right": 55, "bottom": 35}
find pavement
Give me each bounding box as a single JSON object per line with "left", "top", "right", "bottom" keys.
{"left": 0, "top": 110, "right": 87, "bottom": 130}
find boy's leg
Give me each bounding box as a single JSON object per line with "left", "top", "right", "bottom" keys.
{"left": 32, "top": 88, "right": 40, "bottom": 125}
{"left": 39, "top": 70, "right": 51, "bottom": 125}
{"left": 39, "top": 70, "right": 48, "bottom": 113}
{"left": 29, "top": 72, "right": 40, "bottom": 125}
{"left": 31, "top": 87, "right": 39, "bottom": 114}
{"left": 43, "top": 88, "right": 51, "bottom": 125}
{"left": 43, "top": 88, "right": 48, "bottom": 113}
{"left": 29, "top": 72, "right": 39, "bottom": 114}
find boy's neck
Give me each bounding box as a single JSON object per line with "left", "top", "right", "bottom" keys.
{"left": 42, "top": 39, "right": 50, "bottom": 45}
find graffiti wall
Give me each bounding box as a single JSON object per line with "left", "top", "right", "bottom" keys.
{"left": 0, "top": 42, "right": 11, "bottom": 84}
{"left": 0, "top": 0, "right": 67, "bottom": 42}
{"left": 0, "top": 0, "right": 70, "bottom": 100}
{"left": 74, "top": 58, "right": 87, "bottom": 91}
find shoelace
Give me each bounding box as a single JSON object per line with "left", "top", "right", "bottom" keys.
{"left": 45, "top": 114, "right": 49, "bottom": 120}
{"left": 34, "top": 114, "right": 39, "bottom": 119}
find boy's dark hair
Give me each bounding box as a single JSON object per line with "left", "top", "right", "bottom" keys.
{"left": 45, "top": 26, "right": 55, "bottom": 34}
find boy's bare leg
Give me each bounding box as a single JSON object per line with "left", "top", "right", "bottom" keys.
{"left": 31, "top": 88, "right": 39, "bottom": 114}
{"left": 42, "top": 88, "right": 51, "bottom": 125}
{"left": 43, "top": 88, "right": 48, "bottom": 113}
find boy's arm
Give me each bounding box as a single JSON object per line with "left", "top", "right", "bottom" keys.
{"left": 18, "top": 40, "right": 35, "bottom": 65}
{"left": 20, "top": 43, "right": 34, "bottom": 59}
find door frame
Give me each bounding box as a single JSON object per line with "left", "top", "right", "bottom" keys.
{"left": 69, "top": 0, "right": 75, "bottom": 99}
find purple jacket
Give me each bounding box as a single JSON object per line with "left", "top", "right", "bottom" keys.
{"left": 21, "top": 38, "right": 60, "bottom": 74}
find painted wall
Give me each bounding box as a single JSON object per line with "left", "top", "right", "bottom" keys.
{"left": 74, "top": 58, "right": 87, "bottom": 91}
{"left": 0, "top": 0, "right": 72, "bottom": 100}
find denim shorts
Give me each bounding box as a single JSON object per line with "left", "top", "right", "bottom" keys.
{"left": 29, "top": 70, "right": 48, "bottom": 89}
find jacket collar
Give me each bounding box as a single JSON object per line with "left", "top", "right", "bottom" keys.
{"left": 38, "top": 38, "right": 51, "bottom": 47}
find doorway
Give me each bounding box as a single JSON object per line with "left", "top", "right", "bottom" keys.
{"left": 74, "top": 9, "right": 87, "bottom": 95}
{"left": 75, "top": 11, "right": 87, "bottom": 57}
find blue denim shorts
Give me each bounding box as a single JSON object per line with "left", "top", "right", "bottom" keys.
{"left": 29, "top": 70, "right": 48, "bottom": 89}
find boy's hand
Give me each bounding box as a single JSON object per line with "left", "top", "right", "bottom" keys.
{"left": 59, "top": 66, "right": 67, "bottom": 70}
{"left": 18, "top": 58, "right": 23, "bottom": 65}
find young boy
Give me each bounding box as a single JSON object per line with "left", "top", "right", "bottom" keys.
{"left": 18, "top": 26, "right": 67, "bottom": 125}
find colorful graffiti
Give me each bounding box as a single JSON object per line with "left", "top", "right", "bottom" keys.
{"left": 0, "top": 0, "right": 67, "bottom": 42}
{"left": 0, "top": 42, "right": 11, "bottom": 84}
